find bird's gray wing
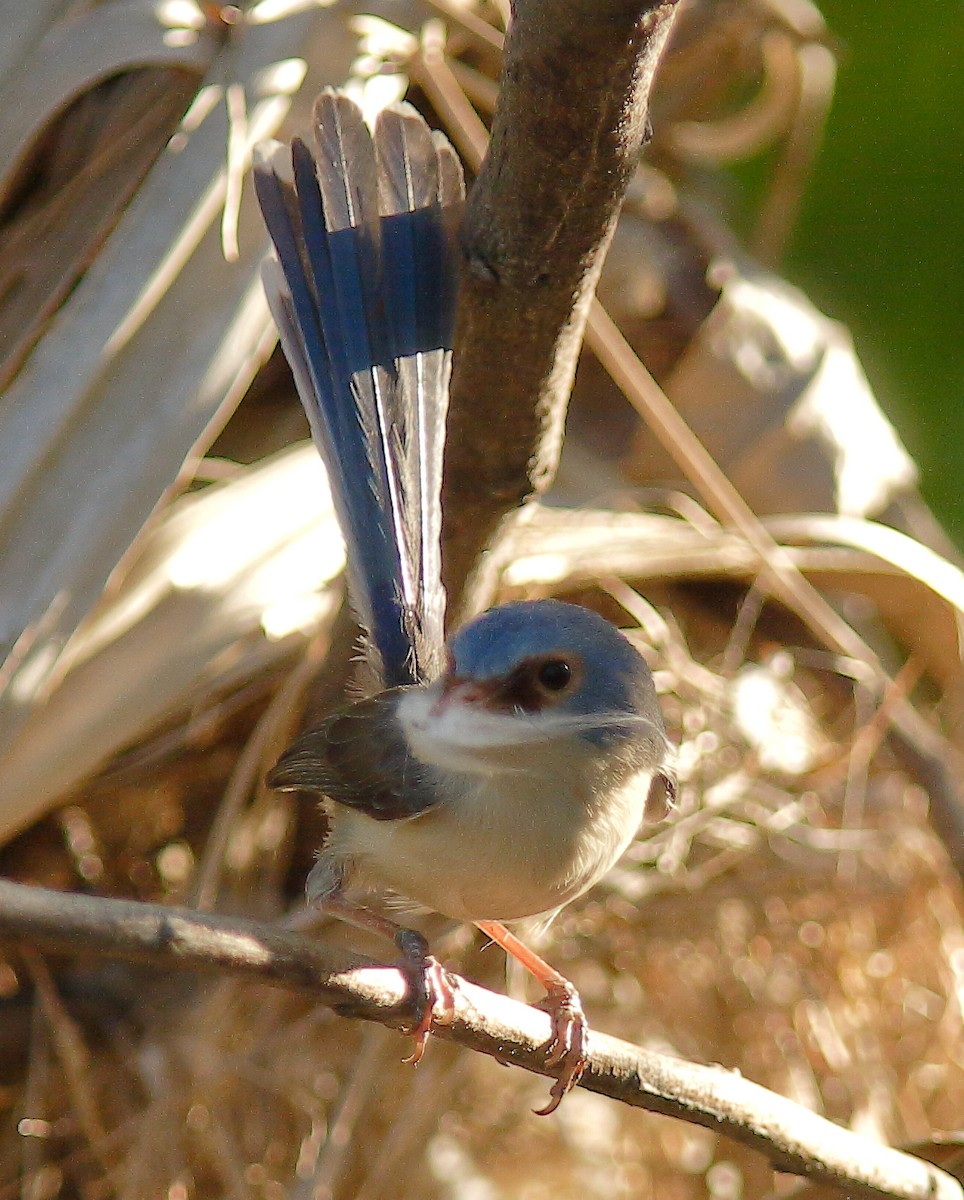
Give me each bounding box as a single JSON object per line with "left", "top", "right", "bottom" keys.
{"left": 267, "top": 689, "right": 438, "bottom": 821}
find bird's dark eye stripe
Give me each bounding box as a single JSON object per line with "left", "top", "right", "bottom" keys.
{"left": 490, "top": 656, "right": 578, "bottom": 713}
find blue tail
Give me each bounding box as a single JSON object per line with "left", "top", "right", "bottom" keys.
{"left": 254, "top": 91, "right": 464, "bottom": 687}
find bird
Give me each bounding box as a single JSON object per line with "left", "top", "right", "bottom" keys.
{"left": 254, "top": 89, "right": 674, "bottom": 1114}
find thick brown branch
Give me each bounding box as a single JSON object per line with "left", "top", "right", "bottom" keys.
{"left": 443, "top": 0, "right": 683, "bottom": 599}
{"left": 0, "top": 879, "right": 959, "bottom": 1200}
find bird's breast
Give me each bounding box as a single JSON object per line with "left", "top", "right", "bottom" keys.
{"left": 331, "top": 747, "right": 651, "bottom": 923}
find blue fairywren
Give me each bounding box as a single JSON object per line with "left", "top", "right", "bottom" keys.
{"left": 254, "top": 91, "right": 673, "bottom": 1113}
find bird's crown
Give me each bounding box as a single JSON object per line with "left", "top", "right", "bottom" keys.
{"left": 447, "top": 599, "right": 661, "bottom": 746}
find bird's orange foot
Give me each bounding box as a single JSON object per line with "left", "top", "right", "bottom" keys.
{"left": 395, "top": 929, "right": 456, "bottom": 1065}
{"left": 533, "top": 980, "right": 589, "bottom": 1115}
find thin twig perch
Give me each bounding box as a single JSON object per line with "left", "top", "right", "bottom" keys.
{"left": 0, "top": 880, "right": 958, "bottom": 1200}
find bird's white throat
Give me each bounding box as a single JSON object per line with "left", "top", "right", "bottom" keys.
{"left": 396, "top": 683, "right": 577, "bottom": 775}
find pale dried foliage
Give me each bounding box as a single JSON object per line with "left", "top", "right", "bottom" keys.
{"left": 1, "top": 3, "right": 963, "bottom": 1200}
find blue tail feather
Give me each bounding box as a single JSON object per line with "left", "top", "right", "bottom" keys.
{"left": 254, "top": 91, "right": 464, "bottom": 686}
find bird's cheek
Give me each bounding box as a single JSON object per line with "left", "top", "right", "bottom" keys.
{"left": 396, "top": 687, "right": 437, "bottom": 735}
{"left": 396, "top": 688, "right": 480, "bottom": 765}
{"left": 396, "top": 689, "right": 515, "bottom": 773}
{"left": 429, "top": 679, "right": 492, "bottom": 717}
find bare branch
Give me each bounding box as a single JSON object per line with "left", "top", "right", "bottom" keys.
{"left": 0, "top": 879, "right": 959, "bottom": 1200}
{"left": 443, "top": 0, "right": 683, "bottom": 599}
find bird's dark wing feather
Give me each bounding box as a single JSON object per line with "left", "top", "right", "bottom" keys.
{"left": 267, "top": 690, "right": 438, "bottom": 821}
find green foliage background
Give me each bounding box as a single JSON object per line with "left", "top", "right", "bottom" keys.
{"left": 786, "top": 1, "right": 964, "bottom": 544}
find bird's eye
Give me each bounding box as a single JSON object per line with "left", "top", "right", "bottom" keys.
{"left": 535, "top": 659, "right": 572, "bottom": 693}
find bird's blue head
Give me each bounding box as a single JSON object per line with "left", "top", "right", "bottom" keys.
{"left": 444, "top": 599, "right": 663, "bottom": 749}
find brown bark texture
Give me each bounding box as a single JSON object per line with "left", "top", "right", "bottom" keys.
{"left": 442, "top": 0, "right": 682, "bottom": 599}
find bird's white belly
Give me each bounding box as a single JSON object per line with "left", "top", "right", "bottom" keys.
{"left": 330, "top": 766, "right": 650, "bottom": 923}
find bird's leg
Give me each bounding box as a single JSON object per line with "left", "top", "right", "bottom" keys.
{"left": 475, "top": 919, "right": 588, "bottom": 1115}
{"left": 317, "top": 891, "right": 456, "bottom": 1062}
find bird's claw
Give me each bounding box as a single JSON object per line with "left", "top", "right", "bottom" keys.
{"left": 399, "top": 947, "right": 456, "bottom": 1066}
{"left": 533, "top": 981, "right": 589, "bottom": 1116}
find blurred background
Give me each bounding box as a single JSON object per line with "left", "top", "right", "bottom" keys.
{"left": 788, "top": 0, "right": 964, "bottom": 541}
{"left": 0, "top": 2, "right": 962, "bottom": 1197}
